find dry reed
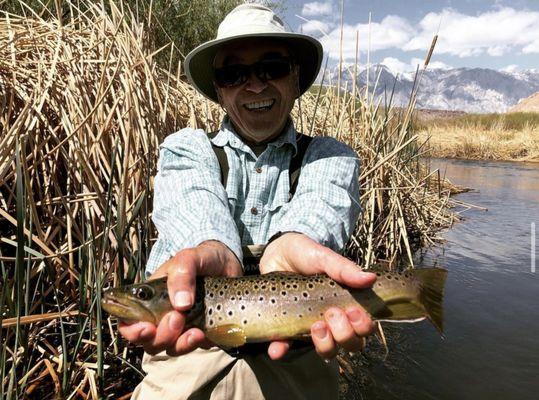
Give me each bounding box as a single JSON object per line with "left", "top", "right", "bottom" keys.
{"left": 1, "top": 1, "right": 456, "bottom": 398}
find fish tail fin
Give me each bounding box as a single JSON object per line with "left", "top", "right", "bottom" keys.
{"left": 413, "top": 268, "right": 447, "bottom": 335}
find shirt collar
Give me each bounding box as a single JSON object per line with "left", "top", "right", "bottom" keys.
{"left": 209, "top": 116, "right": 299, "bottom": 155}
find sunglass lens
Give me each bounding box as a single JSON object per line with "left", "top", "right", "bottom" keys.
{"left": 214, "top": 65, "right": 249, "bottom": 87}
{"left": 256, "top": 59, "right": 291, "bottom": 81}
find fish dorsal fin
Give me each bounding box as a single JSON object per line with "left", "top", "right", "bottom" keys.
{"left": 206, "top": 324, "right": 246, "bottom": 349}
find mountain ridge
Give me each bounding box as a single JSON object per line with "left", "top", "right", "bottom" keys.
{"left": 328, "top": 66, "right": 539, "bottom": 113}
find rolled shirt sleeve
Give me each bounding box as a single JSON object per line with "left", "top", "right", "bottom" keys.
{"left": 146, "top": 128, "right": 242, "bottom": 275}
{"left": 276, "top": 136, "right": 361, "bottom": 252}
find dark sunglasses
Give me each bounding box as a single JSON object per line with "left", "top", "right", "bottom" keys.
{"left": 214, "top": 58, "right": 293, "bottom": 88}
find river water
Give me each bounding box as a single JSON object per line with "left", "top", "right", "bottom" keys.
{"left": 354, "top": 158, "right": 539, "bottom": 400}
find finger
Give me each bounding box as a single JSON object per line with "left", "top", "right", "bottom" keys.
{"left": 118, "top": 321, "right": 156, "bottom": 344}
{"left": 168, "top": 328, "right": 206, "bottom": 357}
{"left": 323, "top": 257, "right": 376, "bottom": 288}
{"left": 325, "top": 307, "right": 363, "bottom": 353}
{"left": 167, "top": 251, "right": 197, "bottom": 312}
{"left": 268, "top": 340, "right": 290, "bottom": 360}
{"left": 143, "top": 311, "right": 184, "bottom": 355}
{"left": 346, "top": 307, "right": 376, "bottom": 337}
{"left": 311, "top": 321, "right": 337, "bottom": 359}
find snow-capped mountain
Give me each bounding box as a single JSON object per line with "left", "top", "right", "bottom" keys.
{"left": 328, "top": 66, "right": 539, "bottom": 113}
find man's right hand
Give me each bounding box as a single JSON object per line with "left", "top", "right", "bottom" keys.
{"left": 118, "top": 240, "right": 242, "bottom": 356}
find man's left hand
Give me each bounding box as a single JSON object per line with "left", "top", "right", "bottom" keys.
{"left": 259, "top": 232, "right": 376, "bottom": 360}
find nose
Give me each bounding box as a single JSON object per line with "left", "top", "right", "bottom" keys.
{"left": 245, "top": 70, "right": 267, "bottom": 94}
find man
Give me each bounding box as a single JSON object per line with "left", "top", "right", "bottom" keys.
{"left": 120, "top": 4, "right": 376, "bottom": 399}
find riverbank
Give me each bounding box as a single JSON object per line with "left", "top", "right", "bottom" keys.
{"left": 415, "top": 112, "right": 539, "bottom": 162}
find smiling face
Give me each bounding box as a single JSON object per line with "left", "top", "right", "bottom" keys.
{"left": 213, "top": 39, "right": 299, "bottom": 144}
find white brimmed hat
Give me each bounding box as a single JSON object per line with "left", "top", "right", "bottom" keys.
{"left": 184, "top": 3, "right": 323, "bottom": 103}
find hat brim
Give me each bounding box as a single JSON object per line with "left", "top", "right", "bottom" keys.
{"left": 184, "top": 33, "right": 323, "bottom": 103}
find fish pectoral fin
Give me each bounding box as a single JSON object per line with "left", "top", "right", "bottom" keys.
{"left": 206, "top": 324, "right": 246, "bottom": 349}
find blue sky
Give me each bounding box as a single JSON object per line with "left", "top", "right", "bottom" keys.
{"left": 281, "top": 0, "right": 539, "bottom": 73}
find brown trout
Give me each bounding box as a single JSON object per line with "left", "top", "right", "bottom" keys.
{"left": 102, "top": 269, "right": 447, "bottom": 348}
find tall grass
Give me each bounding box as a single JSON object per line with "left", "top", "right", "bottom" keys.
{"left": 0, "top": 1, "right": 456, "bottom": 398}
{"left": 416, "top": 112, "right": 539, "bottom": 161}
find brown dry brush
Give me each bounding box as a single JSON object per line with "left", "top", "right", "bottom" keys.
{"left": 0, "top": 1, "right": 456, "bottom": 398}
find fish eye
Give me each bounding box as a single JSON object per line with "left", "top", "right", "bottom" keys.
{"left": 132, "top": 285, "right": 154, "bottom": 301}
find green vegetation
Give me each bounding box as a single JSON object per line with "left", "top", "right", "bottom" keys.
{"left": 416, "top": 112, "right": 539, "bottom": 131}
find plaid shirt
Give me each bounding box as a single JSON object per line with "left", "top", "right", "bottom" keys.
{"left": 146, "top": 117, "right": 361, "bottom": 275}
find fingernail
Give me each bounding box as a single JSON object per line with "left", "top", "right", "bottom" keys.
{"left": 186, "top": 332, "right": 195, "bottom": 347}
{"left": 347, "top": 308, "right": 364, "bottom": 324}
{"left": 174, "top": 291, "right": 192, "bottom": 308}
{"left": 313, "top": 323, "right": 328, "bottom": 340}
{"left": 168, "top": 312, "right": 183, "bottom": 331}
{"left": 323, "top": 358, "right": 331, "bottom": 364}
{"left": 327, "top": 310, "right": 343, "bottom": 324}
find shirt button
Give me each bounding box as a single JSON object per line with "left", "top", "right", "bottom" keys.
{"left": 255, "top": 167, "right": 262, "bottom": 173}
{"left": 250, "top": 207, "right": 258, "bottom": 215}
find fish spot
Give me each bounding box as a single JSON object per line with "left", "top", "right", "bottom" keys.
{"left": 239, "top": 296, "right": 243, "bottom": 301}
{"left": 219, "top": 316, "right": 223, "bottom": 321}
{"left": 223, "top": 285, "right": 228, "bottom": 290}
{"left": 293, "top": 284, "right": 298, "bottom": 289}
{"left": 319, "top": 296, "right": 324, "bottom": 301}
{"left": 308, "top": 283, "right": 314, "bottom": 289}
{"left": 286, "top": 284, "right": 291, "bottom": 289}
{"left": 240, "top": 305, "right": 246, "bottom": 310}
{"left": 209, "top": 319, "right": 214, "bottom": 326}
{"left": 208, "top": 308, "right": 213, "bottom": 315}
{"left": 376, "top": 272, "right": 381, "bottom": 277}
{"left": 271, "top": 286, "right": 277, "bottom": 292}
{"left": 329, "top": 281, "right": 336, "bottom": 287}
{"left": 283, "top": 311, "right": 287, "bottom": 315}
{"left": 254, "top": 285, "right": 259, "bottom": 290}
{"left": 237, "top": 291, "right": 242, "bottom": 296}
{"left": 395, "top": 276, "right": 399, "bottom": 280}
{"left": 228, "top": 310, "right": 233, "bottom": 316}
{"left": 377, "top": 283, "right": 382, "bottom": 288}
{"left": 209, "top": 293, "right": 214, "bottom": 298}
{"left": 259, "top": 296, "right": 264, "bottom": 302}
{"left": 333, "top": 292, "right": 338, "bottom": 297}
{"left": 294, "top": 296, "right": 299, "bottom": 302}
{"left": 402, "top": 282, "right": 406, "bottom": 286}
{"left": 271, "top": 298, "right": 276, "bottom": 304}
{"left": 243, "top": 319, "right": 248, "bottom": 325}
{"left": 257, "top": 313, "right": 261, "bottom": 317}
{"left": 298, "top": 314, "right": 303, "bottom": 318}
{"left": 230, "top": 296, "right": 235, "bottom": 301}
{"left": 219, "top": 290, "right": 224, "bottom": 296}
{"left": 281, "top": 291, "right": 287, "bottom": 296}
{"left": 244, "top": 290, "right": 250, "bottom": 295}
{"left": 386, "top": 275, "right": 392, "bottom": 280}
{"left": 308, "top": 307, "right": 312, "bottom": 312}
{"left": 216, "top": 304, "right": 222, "bottom": 311}
{"left": 302, "top": 292, "right": 309, "bottom": 298}
{"left": 320, "top": 313, "right": 324, "bottom": 317}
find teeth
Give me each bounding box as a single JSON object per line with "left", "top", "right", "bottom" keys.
{"left": 244, "top": 99, "right": 274, "bottom": 110}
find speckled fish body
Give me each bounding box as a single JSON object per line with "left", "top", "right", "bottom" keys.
{"left": 102, "top": 269, "right": 446, "bottom": 348}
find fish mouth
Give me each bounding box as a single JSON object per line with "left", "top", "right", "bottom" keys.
{"left": 243, "top": 99, "right": 275, "bottom": 112}
{"left": 101, "top": 294, "right": 148, "bottom": 323}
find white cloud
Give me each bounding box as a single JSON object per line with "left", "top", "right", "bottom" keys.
{"left": 301, "top": 1, "right": 333, "bottom": 17}
{"left": 300, "top": 19, "right": 332, "bottom": 36}
{"left": 410, "top": 57, "right": 451, "bottom": 70}
{"left": 381, "top": 57, "right": 452, "bottom": 74}
{"left": 320, "top": 15, "right": 415, "bottom": 61}
{"left": 404, "top": 7, "right": 539, "bottom": 57}
{"left": 381, "top": 57, "right": 410, "bottom": 75}
{"left": 501, "top": 64, "right": 519, "bottom": 73}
